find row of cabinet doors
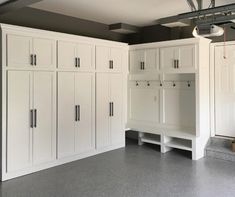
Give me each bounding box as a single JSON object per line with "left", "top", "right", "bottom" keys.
{"left": 7, "top": 34, "right": 123, "bottom": 72}
{"left": 7, "top": 70, "right": 123, "bottom": 173}
{"left": 130, "top": 44, "right": 196, "bottom": 73}
{"left": 129, "top": 87, "right": 195, "bottom": 128}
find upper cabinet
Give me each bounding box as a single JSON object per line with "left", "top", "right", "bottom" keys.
{"left": 129, "top": 49, "right": 159, "bottom": 73}
{"left": 58, "top": 40, "right": 93, "bottom": 71}
{"left": 96, "top": 46, "right": 122, "bottom": 72}
{"left": 7, "top": 34, "right": 56, "bottom": 69}
{"left": 160, "top": 45, "right": 196, "bottom": 73}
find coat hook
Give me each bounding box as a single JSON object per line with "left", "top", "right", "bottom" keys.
{"left": 136, "top": 81, "right": 139, "bottom": 86}
{"left": 160, "top": 81, "right": 163, "bottom": 87}
{"left": 187, "top": 81, "right": 191, "bottom": 87}
{"left": 147, "top": 81, "right": 150, "bottom": 86}
{"left": 173, "top": 81, "right": 176, "bottom": 87}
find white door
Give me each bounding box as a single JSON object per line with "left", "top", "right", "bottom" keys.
{"left": 145, "top": 49, "right": 158, "bottom": 72}
{"left": 129, "top": 88, "right": 160, "bottom": 123}
{"left": 75, "top": 73, "right": 94, "bottom": 153}
{"left": 96, "top": 73, "right": 110, "bottom": 148}
{"left": 96, "top": 46, "right": 110, "bottom": 71}
{"left": 163, "top": 88, "right": 195, "bottom": 128}
{"left": 76, "top": 43, "right": 93, "bottom": 71}
{"left": 215, "top": 45, "right": 235, "bottom": 137}
{"left": 58, "top": 72, "right": 76, "bottom": 158}
{"left": 58, "top": 41, "right": 77, "bottom": 69}
{"left": 110, "top": 74, "right": 124, "bottom": 144}
{"left": 177, "top": 45, "right": 196, "bottom": 72}
{"left": 33, "top": 38, "right": 56, "bottom": 69}
{"left": 7, "top": 71, "right": 32, "bottom": 172}
{"left": 7, "top": 34, "right": 33, "bottom": 68}
{"left": 33, "top": 71, "right": 55, "bottom": 165}
{"left": 160, "top": 47, "right": 176, "bottom": 71}
{"left": 129, "top": 50, "right": 144, "bottom": 73}
{"left": 110, "top": 47, "right": 122, "bottom": 72}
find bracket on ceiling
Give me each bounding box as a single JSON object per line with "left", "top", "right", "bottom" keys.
{"left": 109, "top": 23, "right": 140, "bottom": 34}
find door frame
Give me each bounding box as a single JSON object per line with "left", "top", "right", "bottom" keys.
{"left": 210, "top": 41, "right": 235, "bottom": 137}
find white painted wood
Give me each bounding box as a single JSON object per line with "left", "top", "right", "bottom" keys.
{"left": 129, "top": 50, "right": 143, "bottom": 73}
{"left": 110, "top": 47, "right": 122, "bottom": 72}
{"left": 96, "top": 46, "right": 110, "bottom": 71}
{"left": 7, "top": 71, "right": 32, "bottom": 172}
{"left": 58, "top": 41, "right": 77, "bottom": 69}
{"left": 33, "top": 38, "right": 56, "bottom": 69}
{"left": 33, "top": 71, "right": 55, "bottom": 165}
{"left": 75, "top": 73, "right": 94, "bottom": 153}
{"left": 145, "top": 48, "right": 158, "bottom": 72}
{"left": 96, "top": 73, "right": 110, "bottom": 148}
{"left": 214, "top": 45, "right": 235, "bottom": 137}
{"left": 76, "top": 43, "right": 93, "bottom": 71}
{"left": 7, "top": 34, "right": 32, "bottom": 68}
{"left": 110, "top": 74, "right": 124, "bottom": 144}
{"left": 160, "top": 46, "right": 175, "bottom": 71}
{"left": 57, "top": 72, "right": 76, "bottom": 158}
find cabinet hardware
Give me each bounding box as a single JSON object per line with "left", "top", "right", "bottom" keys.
{"left": 136, "top": 81, "right": 139, "bottom": 86}
{"left": 77, "top": 57, "right": 80, "bottom": 68}
{"left": 30, "top": 109, "right": 34, "bottom": 128}
{"left": 75, "top": 58, "right": 78, "bottom": 67}
{"left": 34, "top": 109, "right": 37, "bottom": 128}
{"left": 109, "top": 60, "right": 113, "bottom": 69}
{"left": 111, "top": 102, "right": 114, "bottom": 116}
{"left": 30, "top": 54, "right": 34, "bottom": 65}
{"left": 160, "top": 81, "right": 163, "bottom": 87}
{"left": 177, "top": 59, "right": 179, "bottom": 68}
{"left": 75, "top": 105, "right": 78, "bottom": 121}
{"left": 34, "top": 55, "right": 36, "bottom": 66}
{"left": 173, "top": 59, "right": 176, "bottom": 68}
{"left": 147, "top": 81, "right": 150, "bottom": 86}
{"left": 77, "top": 105, "right": 80, "bottom": 121}
{"left": 187, "top": 81, "right": 191, "bottom": 87}
{"left": 109, "top": 102, "right": 112, "bottom": 116}
{"left": 143, "top": 62, "right": 145, "bottom": 70}
{"left": 111, "top": 60, "right": 114, "bottom": 69}
{"left": 173, "top": 81, "right": 176, "bottom": 87}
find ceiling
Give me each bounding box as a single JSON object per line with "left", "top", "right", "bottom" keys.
{"left": 30, "top": 0, "right": 235, "bottom": 26}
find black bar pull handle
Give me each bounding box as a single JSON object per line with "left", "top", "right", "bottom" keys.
{"left": 77, "top": 57, "right": 80, "bottom": 68}
{"left": 177, "top": 59, "right": 179, "bottom": 68}
{"left": 34, "top": 109, "right": 37, "bottom": 128}
{"left": 112, "top": 102, "right": 114, "bottom": 116}
{"left": 34, "top": 54, "right": 37, "bottom": 66}
{"left": 30, "top": 54, "right": 34, "bottom": 65}
{"left": 75, "top": 57, "right": 77, "bottom": 67}
{"left": 75, "top": 105, "right": 78, "bottom": 121}
{"left": 30, "top": 109, "right": 34, "bottom": 128}
{"left": 111, "top": 60, "right": 114, "bottom": 69}
{"left": 109, "top": 102, "right": 112, "bottom": 116}
{"left": 77, "top": 105, "right": 80, "bottom": 121}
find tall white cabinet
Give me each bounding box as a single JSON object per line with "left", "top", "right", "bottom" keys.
{"left": 1, "top": 24, "right": 128, "bottom": 181}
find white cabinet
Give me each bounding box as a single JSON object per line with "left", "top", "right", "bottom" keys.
{"left": 129, "top": 88, "right": 160, "bottom": 124}
{"left": 130, "top": 49, "right": 159, "bottom": 73}
{"left": 7, "top": 70, "right": 55, "bottom": 172}
{"left": 96, "top": 46, "right": 122, "bottom": 72}
{"left": 7, "top": 34, "right": 56, "bottom": 69}
{"left": 58, "top": 41, "right": 93, "bottom": 71}
{"left": 96, "top": 73, "right": 124, "bottom": 148}
{"left": 160, "top": 45, "right": 196, "bottom": 73}
{"left": 58, "top": 72, "right": 94, "bottom": 158}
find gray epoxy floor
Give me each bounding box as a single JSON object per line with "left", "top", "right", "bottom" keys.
{"left": 1, "top": 139, "right": 235, "bottom": 197}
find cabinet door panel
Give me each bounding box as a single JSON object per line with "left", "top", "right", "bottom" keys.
{"left": 75, "top": 73, "right": 94, "bottom": 153}
{"left": 96, "top": 46, "right": 109, "bottom": 71}
{"left": 96, "top": 73, "right": 110, "bottom": 148}
{"left": 33, "top": 72, "right": 55, "bottom": 165}
{"left": 33, "top": 38, "right": 56, "bottom": 69}
{"left": 7, "top": 71, "right": 32, "bottom": 172}
{"left": 160, "top": 47, "right": 175, "bottom": 71}
{"left": 58, "top": 41, "right": 77, "bottom": 69}
{"left": 58, "top": 72, "right": 76, "bottom": 158}
{"left": 178, "top": 45, "right": 195, "bottom": 70}
{"left": 163, "top": 88, "right": 195, "bottom": 128}
{"left": 145, "top": 49, "right": 158, "bottom": 71}
{"left": 129, "top": 50, "right": 144, "bottom": 73}
{"left": 110, "top": 74, "right": 124, "bottom": 144}
{"left": 77, "top": 43, "right": 93, "bottom": 71}
{"left": 7, "top": 34, "right": 32, "bottom": 68}
{"left": 129, "top": 88, "right": 160, "bottom": 123}
{"left": 110, "top": 48, "right": 122, "bottom": 72}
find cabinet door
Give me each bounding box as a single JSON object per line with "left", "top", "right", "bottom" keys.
{"left": 58, "top": 41, "right": 77, "bottom": 69}
{"left": 110, "top": 74, "right": 124, "bottom": 144}
{"left": 160, "top": 47, "right": 176, "bottom": 71}
{"left": 76, "top": 43, "right": 93, "bottom": 71}
{"left": 33, "top": 38, "right": 56, "bottom": 69}
{"left": 7, "top": 34, "right": 32, "bottom": 68}
{"left": 7, "top": 71, "right": 32, "bottom": 172}
{"left": 110, "top": 47, "right": 122, "bottom": 72}
{"left": 129, "top": 88, "right": 160, "bottom": 123}
{"left": 58, "top": 72, "right": 76, "bottom": 158}
{"left": 33, "top": 72, "right": 55, "bottom": 165}
{"left": 129, "top": 50, "right": 144, "bottom": 73}
{"left": 75, "top": 73, "right": 94, "bottom": 153}
{"left": 96, "top": 73, "right": 110, "bottom": 148}
{"left": 163, "top": 88, "right": 195, "bottom": 128}
{"left": 145, "top": 49, "right": 158, "bottom": 71}
{"left": 177, "top": 45, "right": 196, "bottom": 71}
{"left": 96, "top": 46, "right": 109, "bottom": 71}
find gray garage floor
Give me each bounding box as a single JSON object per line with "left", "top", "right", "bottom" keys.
{"left": 1, "top": 139, "right": 235, "bottom": 197}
